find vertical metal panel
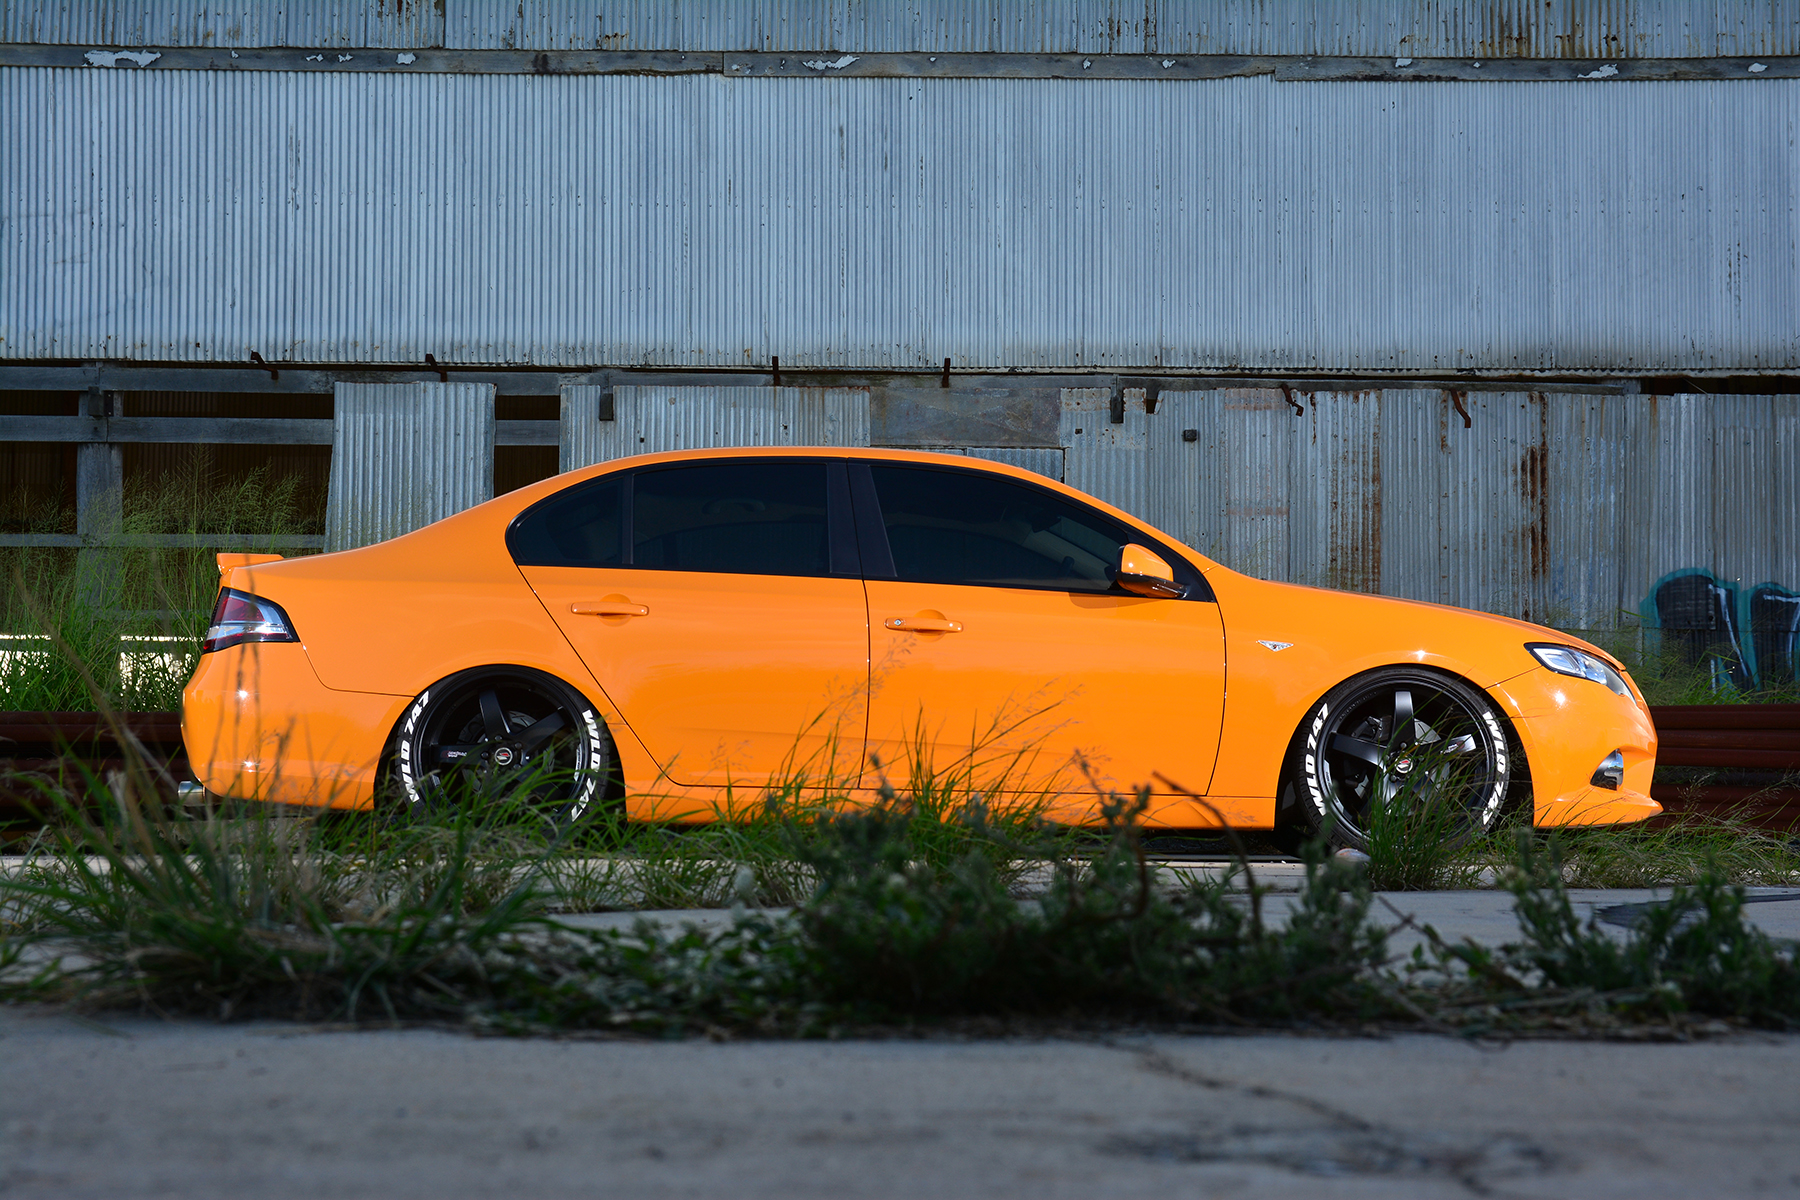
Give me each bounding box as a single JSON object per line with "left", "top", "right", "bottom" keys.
{"left": 963, "top": 446, "right": 1064, "bottom": 481}
{"left": 1425, "top": 394, "right": 1540, "bottom": 618}
{"left": 1542, "top": 393, "right": 1630, "bottom": 631}
{"left": 444, "top": 1, "right": 1800, "bottom": 57}
{"left": 1216, "top": 389, "right": 1291, "bottom": 581}
{"left": 561, "top": 385, "right": 870, "bottom": 470}
{"left": 7, "top": 68, "right": 1797, "bottom": 372}
{"left": 1709, "top": 396, "right": 1778, "bottom": 592}
{"left": 325, "top": 382, "right": 494, "bottom": 552}
{"left": 1622, "top": 394, "right": 1714, "bottom": 619}
{"left": 1143, "top": 390, "right": 1220, "bottom": 556}
{"left": 1775, "top": 398, "right": 1800, "bottom": 592}
{"left": 1285, "top": 389, "right": 1382, "bottom": 593}
{"left": 1059, "top": 387, "right": 1145, "bottom": 521}
{"left": 1379, "top": 390, "right": 1450, "bottom": 604}
{"left": 1, "top": 2, "right": 444, "bottom": 47}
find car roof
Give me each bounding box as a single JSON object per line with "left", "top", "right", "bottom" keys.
{"left": 490, "top": 445, "right": 1209, "bottom": 567}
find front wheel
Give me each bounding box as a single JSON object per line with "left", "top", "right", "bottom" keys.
{"left": 1294, "top": 668, "right": 1512, "bottom": 852}
{"left": 392, "top": 666, "right": 614, "bottom": 828}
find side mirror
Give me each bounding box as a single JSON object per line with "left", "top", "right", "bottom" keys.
{"left": 1116, "top": 543, "right": 1186, "bottom": 598}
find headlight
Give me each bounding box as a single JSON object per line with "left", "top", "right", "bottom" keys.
{"left": 1526, "top": 643, "right": 1632, "bottom": 698}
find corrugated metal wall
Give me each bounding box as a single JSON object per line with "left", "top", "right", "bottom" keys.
{"left": 7, "top": 69, "right": 1791, "bottom": 372}
{"left": 0, "top": 2, "right": 444, "bottom": 48}
{"left": 11, "top": 1, "right": 1795, "bottom": 57}
{"left": 1064, "top": 389, "right": 1800, "bottom": 663}
{"left": 325, "top": 382, "right": 494, "bottom": 551}
{"left": 560, "top": 385, "right": 871, "bottom": 471}
{"left": 953, "top": 446, "right": 1065, "bottom": 481}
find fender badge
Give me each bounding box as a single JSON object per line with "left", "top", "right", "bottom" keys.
{"left": 1257, "top": 640, "right": 1294, "bottom": 652}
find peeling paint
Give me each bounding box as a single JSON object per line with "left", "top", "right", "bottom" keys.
{"left": 1579, "top": 64, "right": 1620, "bottom": 78}
{"left": 801, "top": 54, "right": 858, "bottom": 71}
{"left": 396, "top": 52, "right": 416, "bottom": 64}
{"left": 1751, "top": 62, "right": 1768, "bottom": 72}
{"left": 82, "top": 49, "right": 159, "bottom": 68}
{"left": 1395, "top": 56, "right": 1413, "bottom": 66}
{"left": 1161, "top": 58, "right": 1174, "bottom": 67}
{"left": 304, "top": 53, "right": 324, "bottom": 61}
{"left": 336, "top": 53, "right": 352, "bottom": 62}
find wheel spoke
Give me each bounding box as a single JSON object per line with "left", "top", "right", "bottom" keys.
{"left": 516, "top": 710, "right": 567, "bottom": 753}
{"left": 1331, "top": 733, "right": 1386, "bottom": 767}
{"left": 478, "top": 688, "right": 510, "bottom": 740}
{"left": 1442, "top": 733, "right": 1479, "bottom": 754}
{"left": 1390, "top": 688, "right": 1414, "bottom": 738}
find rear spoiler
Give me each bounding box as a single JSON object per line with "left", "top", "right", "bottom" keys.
{"left": 216, "top": 552, "right": 285, "bottom": 576}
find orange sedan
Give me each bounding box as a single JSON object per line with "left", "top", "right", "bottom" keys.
{"left": 182, "top": 447, "right": 1659, "bottom": 846}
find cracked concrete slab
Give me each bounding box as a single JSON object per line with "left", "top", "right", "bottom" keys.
{"left": 3, "top": 1005, "right": 1798, "bottom": 1199}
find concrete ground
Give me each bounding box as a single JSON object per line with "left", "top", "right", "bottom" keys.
{"left": 9, "top": 888, "right": 1800, "bottom": 1198}
{"left": 5, "top": 1005, "right": 1800, "bottom": 1199}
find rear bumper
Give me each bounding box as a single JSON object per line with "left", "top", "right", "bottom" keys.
{"left": 181, "top": 642, "right": 408, "bottom": 809}
{"left": 1490, "top": 667, "right": 1661, "bottom": 827}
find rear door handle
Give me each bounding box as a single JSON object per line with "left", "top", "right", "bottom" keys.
{"left": 571, "top": 601, "right": 649, "bottom": 617}
{"left": 885, "top": 617, "right": 962, "bottom": 633}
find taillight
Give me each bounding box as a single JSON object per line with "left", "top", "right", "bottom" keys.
{"left": 202, "top": 588, "right": 299, "bottom": 653}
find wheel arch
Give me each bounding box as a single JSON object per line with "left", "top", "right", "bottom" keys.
{"left": 1272, "top": 661, "right": 1531, "bottom": 827}
{"left": 375, "top": 661, "right": 627, "bottom": 806}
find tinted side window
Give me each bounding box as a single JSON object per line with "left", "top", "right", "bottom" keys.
{"left": 507, "top": 478, "right": 623, "bottom": 567}
{"left": 868, "top": 465, "right": 1132, "bottom": 592}
{"left": 634, "top": 461, "right": 829, "bottom": 576}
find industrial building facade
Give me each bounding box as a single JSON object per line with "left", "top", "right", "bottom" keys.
{"left": 1, "top": 2, "right": 1797, "bottom": 685}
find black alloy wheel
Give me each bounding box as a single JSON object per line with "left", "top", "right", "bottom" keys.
{"left": 1295, "top": 668, "right": 1512, "bottom": 852}
{"left": 393, "top": 666, "right": 613, "bottom": 827}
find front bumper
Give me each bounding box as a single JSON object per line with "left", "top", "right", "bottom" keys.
{"left": 182, "top": 641, "right": 408, "bottom": 809}
{"left": 1490, "top": 666, "right": 1661, "bottom": 827}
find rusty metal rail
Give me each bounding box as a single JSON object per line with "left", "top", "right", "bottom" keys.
{"left": 1648, "top": 704, "right": 1800, "bottom": 829}
{"left": 2, "top": 706, "right": 1798, "bottom": 829}
{"left": 0, "top": 712, "right": 187, "bottom": 819}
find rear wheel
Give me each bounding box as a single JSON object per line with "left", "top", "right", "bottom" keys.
{"left": 1294, "top": 668, "right": 1511, "bottom": 852}
{"left": 393, "top": 666, "right": 613, "bottom": 828}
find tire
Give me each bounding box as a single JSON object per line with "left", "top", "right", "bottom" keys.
{"left": 392, "top": 666, "right": 614, "bottom": 827}
{"left": 1294, "top": 667, "right": 1512, "bottom": 852}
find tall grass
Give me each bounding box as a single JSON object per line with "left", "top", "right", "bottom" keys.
{"left": 0, "top": 466, "right": 314, "bottom": 711}
{"left": 1360, "top": 747, "right": 1499, "bottom": 892}
{"left": 11, "top": 749, "right": 1800, "bottom": 1033}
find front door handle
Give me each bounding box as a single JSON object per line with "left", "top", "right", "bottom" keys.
{"left": 571, "top": 600, "right": 649, "bottom": 617}
{"left": 885, "top": 616, "right": 963, "bottom": 633}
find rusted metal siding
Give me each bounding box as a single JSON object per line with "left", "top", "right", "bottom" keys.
{"left": 324, "top": 382, "right": 494, "bottom": 552}
{"left": 446, "top": 1, "right": 1800, "bottom": 57}
{"left": 1, "top": 2, "right": 444, "bottom": 48}
{"left": 1543, "top": 393, "right": 1631, "bottom": 630}
{"left": 5, "top": 67, "right": 1796, "bottom": 373}
{"left": 560, "top": 385, "right": 870, "bottom": 471}
{"left": 1059, "top": 389, "right": 1795, "bottom": 650}
{"left": 1286, "top": 389, "right": 1382, "bottom": 595}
